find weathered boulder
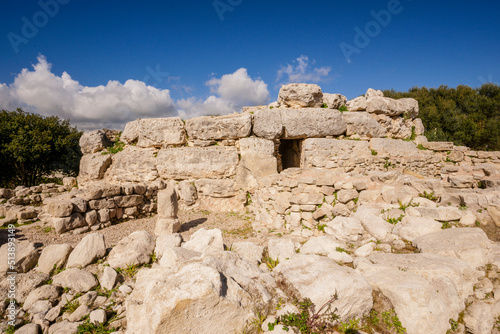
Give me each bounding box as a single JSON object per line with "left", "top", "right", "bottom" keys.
{"left": 158, "top": 247, "right": 201, "bottom": 268}
{"left": 325, "top": 217, "right": 365, "bottom": 242}
{"left": 186, "top": 113, "right": 252, "bottom": 140}
{"left": 37, "top": 244, "right": 72, "bottom": 275}
{"left": 299, "top": 236, "right": 342, "bottom": 256}
{"left": 182, "top": 228, "right": 224, "bottom": 254}
{"left": 367, "top": 97, "right": 419, "bottom": 117}
{"left": 464, "top": 300, "right": 495, "bottom": 334}
{"left": 155, "top": 233, "right": 183, "bottom": 259}
{"left": 281, "top": 109, "right": 347, "bottom": 138}
{"left": 268, "top": 238, "right": 295, "bottom": 262}
{"left": 23, "top": 285, "right": 61, "bottom": 311}
{"left": 346, "top": 96, "right": 367, "bottom": 111}
{"left": 369, "top": 138, "right": 420, "bottom": 157}
{"left": 274, "top": 254, "right": 372, "bottom": 321}
{"left": 0, "top": 241, "right": 39, "bottom": 275}
{"left": 120, "top": 119, "right": 141, "bottom": 144}
{"left": 0, "top": 272, "right": 49, "bottom": 303}
{"left": 70, "top": 197, "right": 87, "bottom": 213}
{"left": 231, "top": 242, "right": 264, "bottom": 265}
{"left": 155, "top": 218, "right": 180, "bottom": 235}
{"left": 122, "top": 118, "right": 186, "bottom": 147}
{"left": 413, "top": 228, "right": 493, "bottom": 268}
{"left": 48, "top": 320, "right": 81, "bottom": 334}
{"left": 125, "top": 262, "right": 254, "bottom": 334}
{"left": 156, "top": 146, "right": 239, "bottom": 179}
{"left": 422, "top": 141, "right": 454, "bottom": 151}
{"left": 46, "top": 200, "right": 74, "bottom": 218}
{"left": 488, "top": 205, "right": 500, "bottom": 227}
{"left": 89, "top": 309, "right": 107, "bottom": 325}
{"left": 195, "top": 179, "right": 238, "bottom": 198}
{"left": 322, "top": 93, "right": 347, "bottom": 109}
{"left": 79, "top": 129, "right": 110, "bottom": 155}
{"left": 365, "top": 88, "right": 384, "bottom": 98}
{"left": 353, "top": 206, "right": 393, "bottom": 241}
{"left": 99, "top": 266, "right": 117, "bottom": 290}
{"left": 302, "top": 138, "right": 371, "bottom": 168}
{"left": 104, "top": 146, "right": 159, "bottom": 183}
{"left": 392, "top": 216, "right": 442, "bottom": 242}
{"left": 278, "top": 83, "right": 323, "bottom": 108}
{"left": 107, "top": 231, "right": 156, "bottom": 269}
{"left": 343, "top": 112, "right": 386, "bottom": 138}
{"left": 52, "top": 268, "right": 98, "bottom": 292}
{"left": 362, "top": 253, "right": 480, "bottom": 301}
{"left": 252, "top": 108, "right": 283, "bottom": 139}
{"left": 14, "top": 323, "right": 41, "bottom": 334}
{"left": 356, "top": 255, "right": 468, "bottom": 334}
{"left": 66, "top": 234, "right": 106, "bottom": 268}
{"left": 177, "top": 181, "right": 197, "bottom": 205}
{"left": 63, "top": 177, "right": 77, "bottom": 189}
{"left": 239, "top": 137, "right": 275, "bottom": 156}
{"left": 78, "top": 153, "right": 112, "bottom": 182}
{"left": 52, "top": 213, "right": 86, "bottom": 234}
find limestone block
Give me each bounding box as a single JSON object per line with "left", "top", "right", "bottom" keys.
{"left": 186, "top": 113, "right": 251, "bottom": 140}
{"left": 156, "top": 147, "right": 239, "bottom": 179}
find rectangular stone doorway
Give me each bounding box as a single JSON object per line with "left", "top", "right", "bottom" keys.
{"left": 278, "top": 139, "right": 302, "bottom": 171}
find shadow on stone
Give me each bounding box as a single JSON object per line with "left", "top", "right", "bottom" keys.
{"left": 180, "top": 218, "right": 207, "bottom": 232}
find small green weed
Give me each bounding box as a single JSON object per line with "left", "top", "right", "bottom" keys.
{"left": 339, "top": 318, "right": 360, "bottom": 333}
{"left": 76, "top": 319, "right": 118, "bottom": 334}
{"left": 264, "top": 257, "right": 279, "bottom": 271}
{"left": 270, "top": 295, "right": 339, "bottom": 334}
{"left": 317, "top": 224, "right": 327, "bottom": 232}
{"left": 102, "top": 132, "right": 125, "bottom": 155}
{"left": 398, "top": 200, "right": 419, "bottom": 212}
{"left": 321, "top": 103, "right": 328, "bottom": 108}
{"left": 335, "top": 247, "right": 347, "bottom": 253}
{"left": 370, "top": 149, "right": 378, "bottom": 156}
{"left": 339, "top": 105, "right": 348, "bottom": 112}
{"left": 459, "top": 204, "right": 468, "bottom": 211}
{"left": 62, "top": 299, "right": 80, "bottom": 314}
{"left": 5, "top": 325, "right": 16, "bottom": 334}
{"left": 116, "top": 263, "right": 139, "bottom": 278}
{"left": 441, "top": 221, "right": 452, "bottom": 229}
{"left": 386, "top": 215, "right": 404, "bottom": 225}
{"left": 381, "top": 310, "right": 406, "bottom": 333}
{"left": 383, "top": 158, "right": 393, "bottom": 170}
{"left": 419, "top": 191, "right": 439, "bottom": 202}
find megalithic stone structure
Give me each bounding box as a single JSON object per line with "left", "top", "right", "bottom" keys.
{"left": 155, "top": 183, "right": 180, "bottom": 236}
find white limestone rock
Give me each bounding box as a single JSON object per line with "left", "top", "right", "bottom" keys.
{"left": 107, "top": 231, "right": 156, "bottom": 269}
{"left": 274, "top": 254, "right": 372, "bottom": 321}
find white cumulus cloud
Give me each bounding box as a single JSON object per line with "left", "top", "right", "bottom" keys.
{"left": 177, "top": 68, "right": 270, "bottom": 119}
{"left": 276, "top": 55, "right": 332, "bottom": 84}
{"left": 0, "top": 57, "right": 271, "bottom": 130}
{"left": 0, "top": 56, "right": 177, "bottom": 131}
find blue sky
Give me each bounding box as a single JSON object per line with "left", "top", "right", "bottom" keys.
{"left": 0, "top": 0, "right": 499, "bottom": 130}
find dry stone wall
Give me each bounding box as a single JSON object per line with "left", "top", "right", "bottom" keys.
{"left": 44, "top": 84, "right": 497, "bottom": 233}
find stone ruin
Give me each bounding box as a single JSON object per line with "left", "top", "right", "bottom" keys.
{"left": 2, "top": 83, "right": 500, "bottom": 334}
{"left": 59, "top": 83, "right": 499, "bottom": 236}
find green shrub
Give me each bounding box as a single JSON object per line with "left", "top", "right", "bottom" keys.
{"left": 384, "top": 84, "right": 500, "bottom": 151}
{"left": 338, "top": 105, "right": 348, "bottom": 112}
{"left": 269, "top": 295, "right": 339, "bottom": 334}
{"left": 0, "top": 109, "right": 82, "bottom": 187}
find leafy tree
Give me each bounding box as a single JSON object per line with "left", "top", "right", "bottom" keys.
{"left": 0, "top": 109, "right": 82, "bottom": 187}
{"left": 383, "top": 84, "right": 500, "bottom": 151}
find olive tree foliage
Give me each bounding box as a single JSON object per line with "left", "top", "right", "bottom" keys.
{"left": 0, "top": 109, "right": 82, "bottom": 187}
{"left": 383, "top": 83, "right": 500, "bottom": 151}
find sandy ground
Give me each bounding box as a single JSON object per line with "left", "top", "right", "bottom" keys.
{"left": 2, "top": 209, "right": 272, "bottom": 249}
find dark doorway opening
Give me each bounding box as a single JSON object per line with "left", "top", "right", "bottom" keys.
{"left": 279, "top": 139, "right": 302, "bottom": 170}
